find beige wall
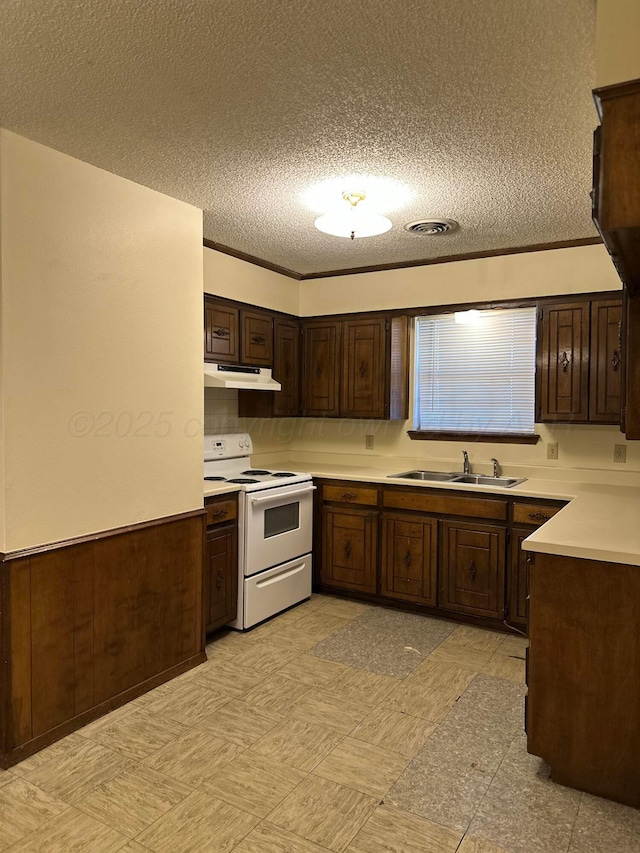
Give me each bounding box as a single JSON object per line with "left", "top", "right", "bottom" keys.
{"left": 596, "top": 0, "right": 640, "bottom": 87}
{"left": 299, "top": 244, "right": 622, "bottom": 316}
{"left": 0, "top": 130, "right": 204, "bottom": 552}
{"left": 204, "top": 247, "right": 299, "bottom": 315}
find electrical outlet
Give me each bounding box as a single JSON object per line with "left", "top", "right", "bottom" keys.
{"left": 614, "top": 444, "right": 627, "bottom": 463}
{"left": 365, "top": 434, "right": 374, "bottom": 450}
{"left": 547, "top": 442, "right": 558, "bottom": 460}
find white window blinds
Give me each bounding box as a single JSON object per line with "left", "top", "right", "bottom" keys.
{"left": 414, "top": 307, "right": 537, "bottom": 435}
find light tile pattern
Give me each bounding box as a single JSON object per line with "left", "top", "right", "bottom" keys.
{"left": 2, "top": 593, "right": 637, "bottom": 852}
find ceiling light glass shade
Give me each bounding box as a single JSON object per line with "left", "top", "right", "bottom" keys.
{"left": 314, "top": 209, "right": 392, "bottom": 239}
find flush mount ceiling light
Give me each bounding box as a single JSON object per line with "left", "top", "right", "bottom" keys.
{"left": 314, "top": 191, "right": 392, "bottom": 240}
{"left": 303, "top": 175, "right": 414, "bottom": 214}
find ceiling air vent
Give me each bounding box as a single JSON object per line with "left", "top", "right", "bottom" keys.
{"left": 404, "top": 218, "right": 459, "bottom": 235}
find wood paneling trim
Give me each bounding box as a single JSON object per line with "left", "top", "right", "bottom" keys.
{"left": 0, "top": 508, "right": 207, "bottom": 562}
{"left": 204, "top": 237, "right": 603, "bottom": 283}
{"left": 408, "top": 431, "right": 540, "bottom": 444}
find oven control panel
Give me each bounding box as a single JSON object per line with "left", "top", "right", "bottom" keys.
{"left": 204, "top": 433, "right": 253, "bottom": 459}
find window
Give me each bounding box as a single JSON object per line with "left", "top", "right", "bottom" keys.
{"left": 413, "top": 306, "right": 537, "bottom": 437}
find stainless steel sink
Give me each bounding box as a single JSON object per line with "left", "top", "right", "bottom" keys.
{"left": 450, "top": 474, "right": 526, "bottom": 488}
{"left": 390, "top": 470, "right": 459, "bottom": 482}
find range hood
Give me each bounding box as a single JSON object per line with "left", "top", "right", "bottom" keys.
{"left": 204, "top": 362, "right": 281, "bottom": 391}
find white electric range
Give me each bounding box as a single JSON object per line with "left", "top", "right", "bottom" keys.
{"left": 204, "top": 433, "right": 314, "bottom": 629}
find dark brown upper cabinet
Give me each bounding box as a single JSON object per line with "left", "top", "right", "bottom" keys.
{"left": 590, "top": 298, "right": 623, "bottom": 423}
{"left": 241, "top": 309, "right": 273, "bottom": 366}
{"left": 204, "top": 298, "right": 239, "bottom": 363}
{"left": 238, "top": 317, "right": 301, "bottom": 418}
{"left": 537, "top": 301, "right": 591, "bottom": 422}
{"left": 537, "top": 296, "right": 623, "bottom": 425}
{"left": 592, "top": 79, "right": 640, "bottom": 298}
{"left": 341, "top": 317, "right": 386, "bottom": 419}
{"left": 302, "top": 314, "right": 409, "bottom": 421}
{"left": 302, "top": 320, "right": 342, "bottom": 417}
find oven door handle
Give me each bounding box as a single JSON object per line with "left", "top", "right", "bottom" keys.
{"left": 248, "top": 485, "right": 317, "bottom": 505}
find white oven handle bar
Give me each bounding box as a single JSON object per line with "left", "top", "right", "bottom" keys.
{"left": 248, "top": 485, "right": 317, "bottom": 505}
{"left": 254, "top": 560, "right": 307, "bottom": 587}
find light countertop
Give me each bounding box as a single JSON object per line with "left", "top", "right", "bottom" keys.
{"left": 203, "top": 481, "right": 241, "bottom": 499}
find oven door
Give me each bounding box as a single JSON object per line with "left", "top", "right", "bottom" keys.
{"left": 244, "top": 481, "right": 316, "bottom": 576}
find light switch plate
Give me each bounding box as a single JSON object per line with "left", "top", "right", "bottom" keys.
{"left": 547, "top": 442, "right": 558, "bottom": 460}
{"left": 365, "top": 435, "right": 374, "bottom": 450}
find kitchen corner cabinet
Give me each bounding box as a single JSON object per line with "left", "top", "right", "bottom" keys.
{"left": 204, "top": 298, "right": 239, "bottom": 363}
{"left": 302, "top": 314, "right": 409, "bottom": 420}
{"left": 537, "top": 296, "right": 622, "bottom": 424}
{"left": 204, "top": 495, "right": 238, "bottom": 634}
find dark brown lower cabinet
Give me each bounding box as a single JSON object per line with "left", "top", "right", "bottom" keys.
{"left": 381, "top": 513, "right": 437, "bottom": 606}
{"left": 321, "top": 506, "right": 377, "bottom": 594}
{"left": 440, "top": 521, "right": 505, "bottom": 619}
{"left": 508, "top": 528, "right": 531, "bottom": 629}
{"left": 204, "top": 523, "right": 238, "bottom": 634}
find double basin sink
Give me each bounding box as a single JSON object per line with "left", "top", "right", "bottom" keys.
{"left": 390, "top": 470, "right": 526, "bottom": 488}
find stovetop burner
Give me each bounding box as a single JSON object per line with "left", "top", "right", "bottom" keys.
{"left": 204, "top": 476, "right": 226, "bottom": 481}
{"left": 226, "top": 477, "right": 260, "bottom": 484}
{"left": 272, "top": 472, "right": 295, "bottom": 477}
{"left": 242, "top": 469, "right": 272, "bottom": 476}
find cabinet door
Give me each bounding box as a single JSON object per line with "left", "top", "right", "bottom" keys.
{"left": 241, "top": 309, "right": 273, "bottom": 366}
{"left": 537, "top": 302, "right": 590, "bottom": 422}
{"left": 441, "top": 521, "right": 505, "bottom": 619}
{"left": 589, "top": 299, "right": 623, "bottom": 423}
{"left": 341, "top": 317, "right": 387, "bottom": 419}
{"left": 302, "top": 321, "right": 341, "bottom": 417}
{"left": 204, "top": 298, "right": 239, "bottom": 363}
{"left": 508, "top": 528, "right": 531, "bottom": 629}
{"left": 205, "top": 523, "right": 238, "bottom": 633}
{"left": 321, "top": 506, "right": 377, "bottom": 594}
{"left": 274, "top": 318, "right": 301, "bottom": 416}
{"left": 381, "top": 513, "right": 437, "bottom": 606}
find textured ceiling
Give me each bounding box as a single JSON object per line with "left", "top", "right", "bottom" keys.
{"left": 0, "top": 0, "right": 598, "bottom": 275}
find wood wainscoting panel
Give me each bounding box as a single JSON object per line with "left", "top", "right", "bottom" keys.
{"left": 0, "top": 510, "right": 205, "bottom": 768}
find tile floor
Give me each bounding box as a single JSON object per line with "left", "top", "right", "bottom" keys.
{"left": 1, "top": 594, "right": 639, "bottom": 852}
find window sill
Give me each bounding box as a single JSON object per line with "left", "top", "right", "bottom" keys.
{"left": 407, "top": 430, "right": 540, "bottom": 445}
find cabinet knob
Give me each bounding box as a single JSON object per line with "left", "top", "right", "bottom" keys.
{"left": 359, "top": 361, "right": 367, "bottom": 379}
{"left": 212, "top": 508, "right": 228, "bottom": 520}
{"left": 216, "top": 569, "right": 224, "bottom": 590}
{"left": 315, "top": 363, "right": 322, "bottom": 378}
{"left": 528, "top": 512, "right": 550, "bottom": 522}
{"left": 341, "top": 492, "right": 357, "bottom": 501}
{"left": 213, "top": 327, "right": 229, "bottom": 339}
{"left": 285, "top": 361, "right": 291, "bottom": 378}
{"left": 560, "top": 351, "right": 571, "bottom": 372}
{"left": 469, "top": 560, "right": 477, "bottom": 581}
{"left": 344, "top": 541, "right": 352, "bottom": 559}
{"left": 403, "top": 549, "right": 412, "bottom": 568}
{"left": 251, "top": 334, "right": 266, "bottom": 345}
{"left": 611, "top": 349, "right": 621, "bottom": 372}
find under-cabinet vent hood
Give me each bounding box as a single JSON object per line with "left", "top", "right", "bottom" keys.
{"left": 204, "top": 362, "right": 281, "bottom": 391}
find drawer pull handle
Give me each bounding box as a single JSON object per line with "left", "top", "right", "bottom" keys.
{"left": 359, "top": 361, "right": 367, "bottom": 378}
{"left": 212, "top": 508, "right": 229, "bottom": 520}
{"left": 216, "top": 569, "right": 224, "bottom": 590}
{"left": 611, "top": 349, "right": 621, "bottom": 372}
{"left": 341, "top": 492, "right": 357, "bottom": 501}
{"left": 403, "top": 550, "right": 412, "bottom": 568}
{"left": 251, "top": 334, "right": 266, "bottom": 345}
{"left": 213, "top": 327, "right": 229, "bottom": 338}
{"left": 469, "top": 560, "right": 477, "bottom": 581}
{"left": 560, "top": 351, "right": 571, "bottom": 372}
{"left": 344, "top": 541, "right": 352, "bottom": 559}
{"left": 528, "top": 512, "right": 550, "bottom": 522}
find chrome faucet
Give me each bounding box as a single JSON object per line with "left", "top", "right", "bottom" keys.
{"left": 491, "top": 457, "right": 500, "bottom": 478}
{"left": 462, "top": 450, "right": 470, "bottom": 475}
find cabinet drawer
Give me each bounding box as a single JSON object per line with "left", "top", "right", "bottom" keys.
{"left": 323, "top": 484, "right": 379, "bottom": 507}
{"left": 512, "top": 503, "right": 562, "bottom": 527}
{"left": 384, "top": 489, "right": 507, "bottom": 521}
{"left": 205, "top": 497, "right": 237, "bottom": 526}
